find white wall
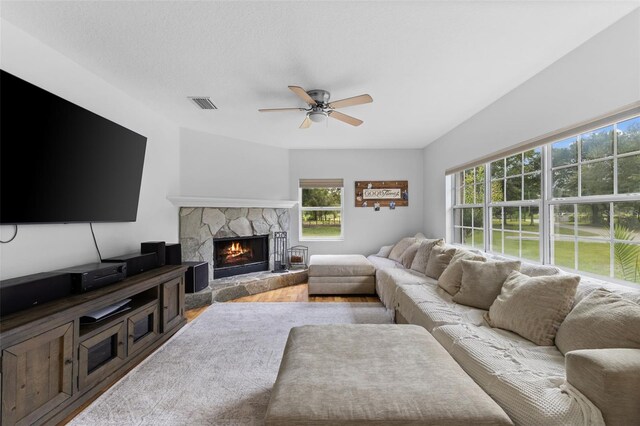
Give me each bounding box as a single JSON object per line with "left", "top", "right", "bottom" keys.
{"left": 289, "top": 149, "right": 424, "bottom": 256}
{"left": 422, "top": 9, "right": 640, "bottom": 238}
{"left": 180, "top": 128, "right": 290, "bottom": 200}
{"left": 0, "top": 21, "right": 181, "bottom": 280}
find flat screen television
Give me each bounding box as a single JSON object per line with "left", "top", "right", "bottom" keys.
{"left": 0, "top": 70, "right": 147, "bottom": 224}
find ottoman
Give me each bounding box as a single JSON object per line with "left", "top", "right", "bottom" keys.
{"left": 265, "top": 324, "right": 513, "bottom": 425}
{"left": 308, "top": 254, "right": 376, "bottom": 295}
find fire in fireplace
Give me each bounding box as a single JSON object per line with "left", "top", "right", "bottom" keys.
{"left": 213, "top": 235, "right": 269, "bottom": 279}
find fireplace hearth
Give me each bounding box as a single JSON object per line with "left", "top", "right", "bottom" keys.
{"left": 213, "top": 235, "right": 269, "bottom": 279}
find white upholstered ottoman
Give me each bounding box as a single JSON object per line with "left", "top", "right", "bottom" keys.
{"left": 265, "top": 324, "right": 513, "bottom": 425}
{"left": 308, "top": 254, "right": 376, "bottom": 295}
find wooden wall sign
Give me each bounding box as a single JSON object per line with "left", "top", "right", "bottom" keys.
{"left": 355, "top": 181, "right": 408, "bottom": 207}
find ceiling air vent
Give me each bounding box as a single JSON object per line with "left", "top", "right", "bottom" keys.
{"left": 189, "top": 97, "right": 217, "bottom": 110}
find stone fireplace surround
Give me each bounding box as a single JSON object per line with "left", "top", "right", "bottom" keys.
{"left": 179, "top": 206, "right": 307, "bottom": 307}
{"left": 180, "top": 207, "right": 290, "bottom": 279}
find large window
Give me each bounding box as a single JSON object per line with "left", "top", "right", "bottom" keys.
{"left": 450, "top": 114, "right": 640, "bottom": 285}
{"left": 452, "top": 165, "right": 485, "bottom": 250}
{"left": 299, "top": 179, "right": 344, "bottom": 240}
{"left": 489, "top": 148, "right": 542, "bottom": 262}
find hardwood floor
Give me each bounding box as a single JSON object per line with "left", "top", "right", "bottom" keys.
{"left": 228, "top": 283, "right": 380, "bottom": 303}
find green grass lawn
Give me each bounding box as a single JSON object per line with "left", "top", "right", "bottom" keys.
{"left": 301, "top": 224, "right": 342, "bottom": 238}
{"left": 479, "top": 229, "right": 639, "bottom": 284}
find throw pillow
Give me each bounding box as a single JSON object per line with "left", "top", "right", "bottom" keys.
{"left": 374, "top": 245, "right": 394, "bottom": 258}
{"left": 555, "top": 288, "right": 640, "bottom": 355}
{"left": 438, "top": 250, "right": 486, "bottom": 295}
{"left": 409, "top": 238, "right": 444, "bottom": 273}
{"left": 452, "top": 259, "right": 521, "bottom": 310}
{"left": 414, "top": 232, "right": 427, "bottom": 240}
{"left": 388, "top": 237, "right": 416, "bottom": 262}
{"left": 520, "top": 263, "right": 560, "bottom": 277}
{"left": 400, "top": 242, "right": 421, "bottom": 269}
{"left": 484, "top": 271, "right": 580, "bottom": 346}
{"left": 424, "top": 245, "right": 457, "bottom": 279}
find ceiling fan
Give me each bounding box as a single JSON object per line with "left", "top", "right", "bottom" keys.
{"left": 259, "top": 86, "right": 373, "bottom": 128}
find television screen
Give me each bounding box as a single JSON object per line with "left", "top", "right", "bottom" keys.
{"left": 0, "top": 70, "right": 147, "bottom": 224}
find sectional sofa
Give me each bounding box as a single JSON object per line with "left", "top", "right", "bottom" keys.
{"left": 368, "top": 234, "right": 640, "bottom": 426}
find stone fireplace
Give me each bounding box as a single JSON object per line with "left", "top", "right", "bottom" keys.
{"left": 179, "top": 207, "right": 290, "bottom": 279}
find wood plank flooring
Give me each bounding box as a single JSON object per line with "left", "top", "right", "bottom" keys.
{"left": 228, "top": 283, "right": 380, "bottom": 303}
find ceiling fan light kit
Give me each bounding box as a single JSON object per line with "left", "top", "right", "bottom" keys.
{"left": 259, "top": 85, "right": 372, "bottom": 128}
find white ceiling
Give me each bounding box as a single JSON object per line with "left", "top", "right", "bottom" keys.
{"left": 2, "top": 1, "right": 638, "bottom": 149}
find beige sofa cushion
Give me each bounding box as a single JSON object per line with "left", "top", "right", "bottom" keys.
{"left": 388, "top": 237, "right": 416, "bottom": 261}
{"left": 424, "top": 245, "right": 456, "bottom": 279}
{"left": 555, "top": 288, "right": 640, "bottom": 355}
{"left": 374, "top": 244, "right": 394, "bottom": 258}
{"left": 566, "top": 348, "right": 640, "bottom": 426}
{"left": 400, "top": 241, "right": 421, "bottom": 269}
{"left": 452, "top": 259, "right": 521, "bottom": 310}
{"left": 438, "top": 250, "right": 486, "bottom": 295}
{"left": 484, "top": 271, "right": 580, "bottom": 346}
{"left": 521, "top": 263, "right": 560, "bottom": 277}
{"left": 409, "top": 238, "right": 443, "bottom": 273}
{"left": 432, "top": 323, "right": 604, "bottom": 425}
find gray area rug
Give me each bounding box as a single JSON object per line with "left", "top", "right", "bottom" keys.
{"left": 70, "top": 302, "right": 392, "bottom": 425}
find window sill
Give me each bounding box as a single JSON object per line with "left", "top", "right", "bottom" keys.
{"left": 299, "top": 238, "right": 344, "bottom": 242}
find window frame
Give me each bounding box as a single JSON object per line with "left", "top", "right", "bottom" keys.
{"left": 298, "top": 186, "right": 345, "bottom": 242}
{"left": 449, "top": 114, "right": 640, "bottom": 286}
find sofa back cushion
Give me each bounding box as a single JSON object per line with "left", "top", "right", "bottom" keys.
{"left": 555, "top": 288, "right": 640, "bottom": 355}
{"left": 409, "top": 239, "right": 443, "bottom": 273}
{"left": 438, "top": 250, "right": 486, "bottom": 295}
{"left": 424, "top": 245, "right": 456, "bottom": 279}
{"left": 400, "top": 242, "right": 422, "bottom": 269}
{"left": 452, "top": 260, "right": 521, "bottom": 310}
{"left": 484, "top": 271, "right": 579, "bottom": 345}
{"left": 388, "top": 237, "right": 416, "bottom": 262}
{"left": 520, "top": 263, "right": 560, "bottom": 277}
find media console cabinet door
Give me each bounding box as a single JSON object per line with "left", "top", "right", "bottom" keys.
{"left": 78, "top": 322, "right": 126, "bottom": 391}
{"left": 162, "top": 277, "right": 185, "bottom": 332}
{"left": 2, "top": 322, "right": 74, "bottom": 426}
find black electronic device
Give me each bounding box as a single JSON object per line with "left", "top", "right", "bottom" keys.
{"left": 0, "top": 70, "right": 147, "bottom": 224}
{"left": 103, "top": 252, "right": 158, "bottom": 277}
{"left": 141, "top": 241, "right": 166, "bottom": 266}
{"left": 58, "top": 262, "right": 127, "bottom": 293}
{"left": 0, "top": 272, "right": 73, "bottom": 316}
{"left": 165, "top": 243, "right": 182, "bottom": 265}
{"left": 183, "top": 261, "right": 209, "bottom": 293}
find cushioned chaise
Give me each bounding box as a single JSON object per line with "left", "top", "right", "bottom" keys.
{"left": 265, "top": 324, "right": 513, "bottom": 425}
{"left": 308, "top": 254, "right": 376, "bottom": 295}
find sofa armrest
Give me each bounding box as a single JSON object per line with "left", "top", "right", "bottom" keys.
{"left": 565, "top": 348, "right": 640, "bottom": 426}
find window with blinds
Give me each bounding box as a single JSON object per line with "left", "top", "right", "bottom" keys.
{"left": 299, "top": 179, "right": 344, "bottom": 240}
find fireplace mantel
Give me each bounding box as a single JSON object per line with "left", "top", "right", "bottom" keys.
{"left": 168, "top": 196, "right": 298, "bottom": 209}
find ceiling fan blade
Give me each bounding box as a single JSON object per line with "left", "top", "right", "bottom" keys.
{"left": 328, "top": 94, "right": 373, "bottom": 109}
{"left": 288, "top": 86, "right": 317, "bottom": 106}
{"left": 299, "top": 116, "right": 312, "bottom": 129}
{"left": 328, "top": 110, "right": 363, "bottom": 127}
{"left": 259, "top": 107, "right": 306, "bottom": 112}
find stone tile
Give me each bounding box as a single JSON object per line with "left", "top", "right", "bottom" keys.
{"left": 251, "top": 218, "right": 270, "bottom": 235}
{"left": 180, "top": 207, "right": 195, "bottom": 216}
{"left": 263, "top": 209, "right": 279, "bottom": 226}
{"left": 247, "top": 208, "right": 263, "bottom": 221}
{"left": 180, "top": 208, "right": 202, "bottom": 237}
{"left": 229, "top": 217, "right": 252, "bottom": 236}
{"left": 202, "top": 208, "right": 226, "bottom": 236}
{"left": 225, "top": 208, "right": 248, "bottom": 220}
